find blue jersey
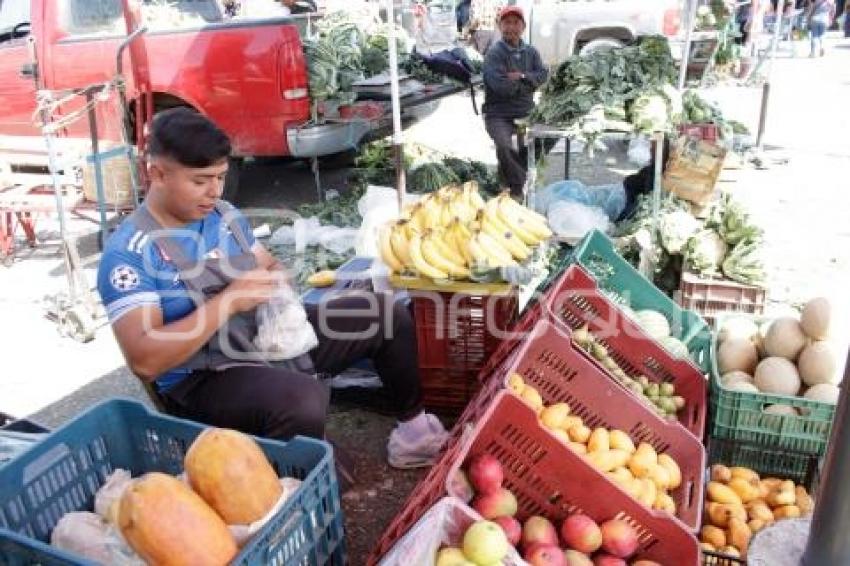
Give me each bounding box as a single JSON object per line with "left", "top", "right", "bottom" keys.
{"left": 96, "top": 203, "right": 257, "bottom": 391}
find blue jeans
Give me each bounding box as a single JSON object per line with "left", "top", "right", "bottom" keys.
{"left": 810, "top": 19, "right": 827, "bottom": 55}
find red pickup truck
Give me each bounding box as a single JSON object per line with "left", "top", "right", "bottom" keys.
{"left": 0, "top": 0, "right": 340, "bottom": 197}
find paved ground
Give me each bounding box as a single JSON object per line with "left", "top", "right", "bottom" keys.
{"left": 2, "top": 33, "right": 849, "bottom": 565}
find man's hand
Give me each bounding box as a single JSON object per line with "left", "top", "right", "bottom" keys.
{"left": 507, "top": 71, "right": 524, "bottom": 81}
{"left": 223, "top": 268, "right": 280, "bottom": 315}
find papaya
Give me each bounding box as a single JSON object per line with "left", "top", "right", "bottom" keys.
{"left": 118, "top": 472, "right": 238, "bottom": 566}
{"left": 185, "top": 428, "right": 283, "bottom": 525}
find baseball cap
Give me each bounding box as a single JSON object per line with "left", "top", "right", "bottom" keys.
{"left": 498, "top": 5, "right": 525, "bottom": 23}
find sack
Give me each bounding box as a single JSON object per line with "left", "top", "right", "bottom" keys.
{"left": 412, "top": 48, "right": 479, "bottom": 113}
{"left": 663, "top": 136, "right": 727, "bottom": 206}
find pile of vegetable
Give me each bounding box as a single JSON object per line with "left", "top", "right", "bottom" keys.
{"left": 715, "top": 297, "right": 840, "bottom": 408}
{"left": 701, "top": 464, "right": 814, "bottom": 559}
{"left": 530, "top": 36, "right": 680, "bottom": 144}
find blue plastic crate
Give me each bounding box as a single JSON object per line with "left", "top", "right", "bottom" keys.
{"left": 0, "top": 398, "right": 346, "bottom": 566}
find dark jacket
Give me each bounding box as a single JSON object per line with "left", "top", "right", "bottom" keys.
{"left": 482, "top": 39, "right": 547, "bottom": 119}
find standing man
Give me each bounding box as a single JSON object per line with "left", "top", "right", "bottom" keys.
{"left": 482, "top": 6, "right": 547, "bottom": 198}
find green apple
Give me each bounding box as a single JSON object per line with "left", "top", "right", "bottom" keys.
{"left": 462, "top": 521, "right": 510, "bottom": 565}
{"left": 436, "top": 547, "right": 476, "bottom": 566}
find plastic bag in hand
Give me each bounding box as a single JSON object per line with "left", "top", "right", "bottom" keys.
{"left": 254, "top": 285, "right": 318, "bottom": 361}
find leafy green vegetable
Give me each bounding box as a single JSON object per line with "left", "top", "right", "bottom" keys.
{"left": 721, "top": 238, "right": 766, "bottom": 285}
{"left": 684, "top": 229, "right": 727, "bottom": 275}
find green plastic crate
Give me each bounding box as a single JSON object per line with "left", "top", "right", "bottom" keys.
{"left": 707, "top": 437, "right": 820, "bottom": 493}
{"left": 570, "top": 229, "right": 713, "bottom": 372}
{"left": 709, "top": 314, "right": 836, "bottom": 456}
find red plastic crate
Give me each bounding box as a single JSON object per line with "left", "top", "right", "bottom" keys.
{"left": 677, "top": 271, "right": 766, "bottom": 326}
{"left": 679, "top": 123, "right": 719, "bottom": 143}
{"left": 446, "top": 392, "right": 701, "bottom": 565}
{"left": 545, "top": 264, "right": 708, "bottom": 439}
{"left": 477, "top": 299, "right": 545, "bottom": 384}
{"left": 487, "top": 320, "right": 705, "bottom": 530}
{"left": 412, "top": 289, "right": 518, "bottom": 413}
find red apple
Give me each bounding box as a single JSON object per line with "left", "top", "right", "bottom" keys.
{"left": 592, "top": 554, "right": 627, "bottom": 566}
{"left": 492, "top": 515, "right": 522, "bottom": 546}
{"left": 524, "top": 543, "right": 566, "bottom": 566}
{"left": 560, "top": 514, "right": 602, "bottom": 554}
{"left": 472, "top": 488, "right": 518, "bottom": 519}
{"left": 522, "top": 516, "right": 559, "bottom": 549}
{"left": 600, "top": 519, "right": 639, "bottom": 559}
{"left": 467, "top": 454, "right": 504, "bottom": 495}
{"left": 448, "top": 469, "right": 474, "bottom": 503}
{"left": 563, "top": 549, "right": 594, "bottom": 566}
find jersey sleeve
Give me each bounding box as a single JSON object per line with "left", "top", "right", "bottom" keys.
{"left": 97, "top": 247, "right": 161, "bottom": 323}
{"left": 233, "top": 207, "right": 258, "bottom": 250}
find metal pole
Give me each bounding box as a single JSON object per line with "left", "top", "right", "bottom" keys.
{"left": 678, "top": 0, "right": 699, "bottom": 90}
{"left": 802, "top": 349, "right": 850, "bottom": 565}
{"left": 644, "top": 132, "right": 665, "bottom": 278}
{"left": 386, "top": 0, "right": 406, "bottom": 209}
{"left": 756, "top": 0, "right": 786, "bottom": 151}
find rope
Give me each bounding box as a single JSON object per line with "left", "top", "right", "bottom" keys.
{"left": 33, "top": 80, "right": 118, "bottom": 135}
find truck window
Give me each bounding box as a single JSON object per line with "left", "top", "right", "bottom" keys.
{"left": 61, "top": 0, "right": 124, "bottom": 36}
{"left": 59, "top": 0, "right": 223, "bottom": 37}
{"left": 0, "top": 0, "right": 31, "bottom": 42}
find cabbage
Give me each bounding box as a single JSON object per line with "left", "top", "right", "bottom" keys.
{"left": 659, "top": 209, "right": 701, "bottom": 254}
{"left": 684, "top": 229, "right": 728, "bottom": 275}
{"left": 630, "top": 93, "right": 670, "bottom": 134}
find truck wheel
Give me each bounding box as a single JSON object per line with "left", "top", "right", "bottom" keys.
{"left": 579, "top": 38, "right": 624, "bottom": 56}
{"left": 222, "top": 157, "right": 242, "bottom": 203}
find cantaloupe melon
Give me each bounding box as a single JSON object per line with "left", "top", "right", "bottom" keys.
{"left": 763, "top": 318, "right": 807, "bottom": 361}
{"left": 719, "top": 317, "right": 760, "bottom": 344}
{"left": 798, "top": 341, "right": 837, "bottom": 386}
{"left": 726, "top": 381, "right": 760, "bottom": 393}
{"left": 803, "top": 383, "right": 840, "bottom": 404}
{"left": 800, "top": 297, "right": 831, "bottom": 340}
{"left": 763, "top": 404, "right": 798, "bottom": 416}
{"left": 118, "top": 472, "right": 238, "bottom": 566}
{"left": 718, "top": 338, "right": 759, "bottom": 375}
{"left": 634, "top": 310, "right": 671, "bottom": 340}
{"left": 185, "top": 428, "right": 282, "bottom": 525}
{"left": 721, "top": 371, "right": 755, "bottom": 388}
{"left": 754, "top": 357, "right": 801, "bottom": 396}
{"left": 659, "top": 335, "right": 690, "bottom": 359}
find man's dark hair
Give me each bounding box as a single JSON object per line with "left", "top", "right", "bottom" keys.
{"left": 148, "top": 108, "right": 231, "bottom": 167}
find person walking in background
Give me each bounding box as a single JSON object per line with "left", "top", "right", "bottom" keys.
{"left": 482, "top": 6, "right": 547, "bottom": 197}
{"left": 807, "top": 0, "right": 835, "bottom": 56}
{"left": 843, "top": 1, "right": 850, "bottom": 36}
{"left": 467, "top": 0, "right": 504, "bottom": 55}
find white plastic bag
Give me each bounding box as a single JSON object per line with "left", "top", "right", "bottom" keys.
{"left": 51, "top": 512, "right": 145, "bottom": 565}
{"left": 628, "top": 134, "right": 652, "bottom": 166}
{"left": 547, "top": 201, "right": 611, "bottom": 241}
{"left": 254, "top": 285, "right": 318, "bottom": 360}
{"left": 270, "top": 216, "right": 357, "bottom": 255}
{"left": 94, "top": 469, "right": 133, "bottom": 524}
{"left": 356, "top": 185, "right": 421, "bottom": 257}
{"left": 378, "top": 497, "right": 527, "bottom": 566}
{"left": 229, "top": 477, "right": 302, "bottom": 546}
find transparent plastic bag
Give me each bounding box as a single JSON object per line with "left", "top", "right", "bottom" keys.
{"left": 547, "top": 201, "right": 611, "bottom": 241}
{"left": 51, "top": 512, "right": 145, "bottom": 566}
{"left": 356, "top": 185, "right": 422, "bottom": 257}
{"left": 229, "top": 477, "right": 303, "bottom": 546}
{"left": 254, "top": 285, "right": 318, "bottom": 361}
{"left": 95, "top": 469, "right": 133, "bottom": 525}
{"left": 378, "top": 497, "right": 527, "bottom": 566}
{"left": 628, "top": 134, "right": 652, "bottom": 166}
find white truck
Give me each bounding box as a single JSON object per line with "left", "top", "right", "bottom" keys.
{"left": 518, "top": 0, "right": 687, "bottom": 65}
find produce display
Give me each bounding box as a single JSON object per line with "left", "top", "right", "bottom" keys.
{"left": 700, "top": 464, "right": 815, "bottom": 559}
{"left": 378, "top": 183, "right": 552, "bottom": 281}
{"left": 507, "top": 374, "right": 682, "bottom": 517}
{"left": 569, "top": 326, "right": 687, "bottom": 419}
{"left": 445, "top": 454, "right": 662, "bottom": 566}
{"left": 715, "top": 297, "right": 840, "bottom": 407}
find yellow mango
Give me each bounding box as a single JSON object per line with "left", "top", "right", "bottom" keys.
{"left": 746, "top": 501, "right": 774, "bottom": 524}
{"left": 587, "top": 428, "right": 610, "bottom": 453}
{"left": 520, "top": 387, "right": 544, "bottom": 414}
{"left": 647, "top": 463, "right": 671, "bottom": 491}
{"left": 569, "top": 424, "right": 592, "bottom": 444}
{"left": 730, "top": 467, "right": 760, "bottom": 483}
{"left": 507, "top": 373, "right": 525, "bottom": 395}
{"left": 707, "top": 502, "right": 747, "bottom": 528}
{"left": 549, "top": 428, "right": 570, "bottom": 444}
{"left": 773, "top": 505, "right": 801, "bottom": 520}
{"left": 562, "top": 415, "right": 584, "bottom": 433}
{"left": 609, "top": 429, "right": 636, "bottom": 453}
{"left": 608, "top": 449, "right": 632, "bottom": 469}
{"left": 796, "top": 488, "right": 814, "bottom": 516}
{"left": 748, "top": 519, "right": 766, "bottom": 534}
{"left": 710, "top": 464, "right": 732, "bottom": 483}
{"left": 728, "top": 477, "right": 761, "bottom": 503}
{"left": 765, "top": 489, "right": 796, "bottom": 508}
{"left": 628, "top": 445, "right": 657, "bottom": 479}
{"left": 657, "top": 454, "right": 682, "bottom": 490}
{"left": 568, "top": 442, "right": 588, "bottom": 454}
{"left": 609, "top": 466, "right": 634, "bottom": 484}
{"left": 708, "top": 482, "right": 743, "bottom": 505}
{"left": 638, "top": 478, "right": 657, "bottom": 508}
{"left": 653, "top": 491, "right": 676, "bottom": 514}
{"left": 540, "top": 403, "right": 571, "bottom": 430}
{"left": 700, "top": 525, "right": 726, "bottom": 548}
{"left": 587, "top": 450, "right": 620, "bottom": 473}
{"left": 727, "top": 518, "right": 752, "bottom": 554}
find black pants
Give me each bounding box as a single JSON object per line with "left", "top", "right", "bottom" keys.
{"left": 485, "top": 115, "right": 527, "bottom": 196}
{"left": 162, "top": 291, "right": 422, "bottom": 442}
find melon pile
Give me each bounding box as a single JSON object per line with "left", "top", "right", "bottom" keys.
{"left": 716, "top": 297, "right": 841, "bottom": 409}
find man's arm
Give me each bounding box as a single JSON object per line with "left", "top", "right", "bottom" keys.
{"left": 111, "top": 268, "right": 279, "bottom": 382}
{"left": 483, "top": 47, "right": 521, "bottom": 97}
{"left": 522, "top": 48, "right": 548, "bottom": 89}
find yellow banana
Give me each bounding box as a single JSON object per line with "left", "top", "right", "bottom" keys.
{"left": 467, "top": 235, "right": 495, "bottom": 268}
{"left": 429, "top": 231, "right": 467, "bottom": 267}
{"left": 449, "top": 221, "right": 474, "bottom": 264}
{"left": 409, "top": 232, "right": 448, "bottom": 280}
{"left": 482, "top": 220, "right": 531, "bottom": 261}
{"left": 379, "top": 224, "right": 404, "bottom": 273}
{"left": 464, "top": 182, "right": 486, "bottom": 210}
{"left": 483, "top": 200, "right": 513, "bottom": 234}
{"left": 500, "top": 193, "right": 551, "bottom": 228}
{"left": 499, "top": 196, "right": 552, "bottom": 240}
{"left": 440, "top": 199, "right": 454, "bottom": 227}
{"left": 390, "top": 221, "right": 413, "bottom": 267}
{"left": 421, "top": 235, "right": 469, "bottom": 279}
{"left": 494, "top": 202, "right": 541, "bottom": 246}
{"left": 475, "top": 231, "right": 516, "bottom": 265}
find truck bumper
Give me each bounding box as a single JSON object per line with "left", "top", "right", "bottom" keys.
{"left": 285, "top": 121, "right": 371, "bottom": 158}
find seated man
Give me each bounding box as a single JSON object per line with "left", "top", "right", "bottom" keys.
{"left": 97, "top": 108, "right": 447, "bottom": 470}
{"left": 481, "top": 6, "right": 547, "bottom": 197}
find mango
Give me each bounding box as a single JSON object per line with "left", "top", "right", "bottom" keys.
{"left": 608, "top": 429, "right": 636, "bottom": 453}
{"left": 773, "top": 505, "right": 802, "bottom": 520}
{"left": 700, "top": 525, "right": 726, "bottom": 548}
{"left": 728, "top": 477, "right": 761, "bottom": 503}
{"left": 587, "top": 428, "right": 610, "bottom": 453}
{"left": 708, "top": 482, "right": 743, "bottom": 505}
{"left": 657, "top": 454, "right": 682, "bottom": 490}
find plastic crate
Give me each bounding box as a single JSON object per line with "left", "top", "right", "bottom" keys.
{"left": 446, "top": 392, "right": 701, "bottom": 565}
{"left": 546, "top": 263, "right": 709, "bottom": 439}
{"left": 709, "top": 314, "right": 836, "bottom": 456}
{"left": 677, "top": 271, "right": 766, "bottom": 326}
{"left": 412, "top": 289, "right": 518, "bottom": 413}
{"left": 679, "top": 123, "right": 720, "bottom": 143}
{"left": 0, "top": 399, "right": 346, "bottom": 566}
{"left": 571, "top": 229, "right": 713, "bottom": 373}
{"left": 700, "top": 437, "right": 821, "bottom": 566}
{"left": 482, "top": 319, "right": 706, "bottom": 530}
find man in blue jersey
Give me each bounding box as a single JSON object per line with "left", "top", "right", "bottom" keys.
{"left": 97, "top": 108, "right": 447, "bottom": 470}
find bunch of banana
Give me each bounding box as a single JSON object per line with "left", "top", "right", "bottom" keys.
{"left": 379, "top": 220, "right": 471, "bottom": 280}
